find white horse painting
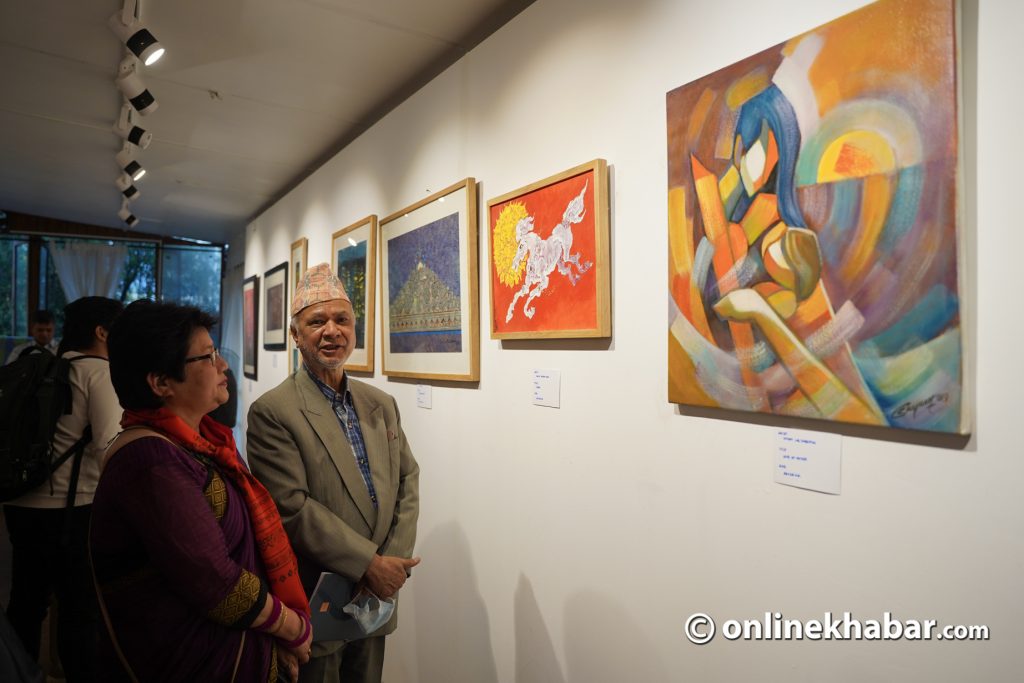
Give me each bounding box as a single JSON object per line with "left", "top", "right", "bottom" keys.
{"left": 505, "top": 180, "right": 593, "bottom": 322}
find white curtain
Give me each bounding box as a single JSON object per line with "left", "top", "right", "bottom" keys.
{"left": 46, "top": 239, "right": 128, "bottom": 301}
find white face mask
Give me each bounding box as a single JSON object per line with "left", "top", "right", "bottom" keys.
{"left": 342, "top": 590, "right": 395, "bottom": 635}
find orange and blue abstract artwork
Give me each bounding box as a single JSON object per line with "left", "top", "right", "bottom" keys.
{"left": 667, "top": 0, "right": 966, "bottom": 433}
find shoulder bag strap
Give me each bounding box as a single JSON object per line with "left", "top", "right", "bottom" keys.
{"left": 88, "top": 517, "right": 140, "bottom": 683}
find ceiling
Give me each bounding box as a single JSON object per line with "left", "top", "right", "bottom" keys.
{"left": 0, "top": 0, "right": 534, "bottom": 245}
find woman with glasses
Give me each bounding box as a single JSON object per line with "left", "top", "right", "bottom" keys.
{"left": 90, "top": 300, "right": 313, "bottom": 682}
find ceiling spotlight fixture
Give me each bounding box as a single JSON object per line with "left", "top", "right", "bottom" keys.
{"left": 109, "top": 0, "right": 165, "bottom": 66}
{"left": 115, "top": 56, "right": 158, "bottom": 115}
{"left": 115, "top": 173, "right": 140, "bottom": 200}
{"left": 116, "top": 143, "right": 146, "bottom": 181}
{"left": 113, "top": 103, "right": 152, "bottom": 149}
{"left": 118, "top": 199, "right": 139, "bottom": 228}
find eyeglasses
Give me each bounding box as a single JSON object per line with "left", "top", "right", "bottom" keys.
{"left": 184, "top": 348, "right": 220, "bottom": 366}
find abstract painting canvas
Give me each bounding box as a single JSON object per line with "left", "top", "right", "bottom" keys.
{"left": 331, "top": 216, "right": 377, "bottom": 373}
{"left": 666, "top": 0, "right": 967, "bottom": 433}
{"left": 488, "top": 159, "right": 610, "bottom": 339}
{"left": 379, "top": 179, "right": 479, "bottom": 381}
{"left": 242, "top": 274, "right": 259, "bottom": 380}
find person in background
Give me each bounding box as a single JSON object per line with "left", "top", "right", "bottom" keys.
{"left": 4, "top": 310, "right": 58, "bottom": 364}
{"left": 90, "top": 300, "right": 313, "bottom": 682}
{"left": 3, "top": 296, "right": 123, "bottom": 681}
{"left": 247, "top": 264, "right": 420, "bottom": 683}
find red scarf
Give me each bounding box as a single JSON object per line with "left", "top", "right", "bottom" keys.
{"left": 121, "top": 408, "right": 310, "bottom": 616}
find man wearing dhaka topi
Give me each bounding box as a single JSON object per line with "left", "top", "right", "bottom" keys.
{"left": 247, "top": 263, "right": 420, "bottom": 683}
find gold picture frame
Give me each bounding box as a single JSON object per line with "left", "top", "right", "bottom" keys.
{"left": 331, "top": 216, "right": 377, "bottom": 373}
{"left": 487, "top": 159, "right": 611, "bottom": 339}
{"left": 379, "top": 179, "right": 479, "bottom": 382}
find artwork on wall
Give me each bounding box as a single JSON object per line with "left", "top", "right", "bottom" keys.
{"left": 666, "top": 0, "right": 967, "bottom": 433}
{"left": 263, "top": 262, "right": 288, "bottom": 351}
{"left": 488, "top": 159, "right": 611, "bottom": 339}
{"left": 379, "top": 179, "right": 479, "bottom": 381}
{"left": 288, "top": 238, "right": 308, "bottom": 373}
{"left": 331, "top": 216, "right": 377, "bottom": 373}
{"left": 242, "top": 274, "right": 259, "bottom": 380}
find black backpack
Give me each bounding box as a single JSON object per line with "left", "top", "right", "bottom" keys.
{"left": 0, "top": 351, "right": 95, "bottom": 504}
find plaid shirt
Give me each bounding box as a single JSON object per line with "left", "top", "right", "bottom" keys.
{"left": 305, "top": 368, "right": 379, "bottom": 509}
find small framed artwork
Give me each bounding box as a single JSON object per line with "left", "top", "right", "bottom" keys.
{"left": 242, "top": 274, "right": 259, "bottom": 380}
{"left": 488, "top": 159, "right": 610, "bottom": 339}
{"left": 379, "top": 178, "right": 479, "bottom": 382}
{"left": 263, "top": 262, "right": 288, "bottom": 351}
{"left": 289, "top": 238, "right": 308, "bottom": 373}
{"left": 331, "top": 216, "right": 377, "bottom": 373}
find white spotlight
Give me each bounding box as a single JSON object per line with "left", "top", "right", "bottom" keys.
{"left": 118, "top": 199, "right": 139, "bottom": 228}
{"left": 116, "top": 143, "right": 146, "bottom": 181}
{"left": 115, "top": 173, "right": 140, "bottom": 201}
{"left": 113, "top": 104, "right": 152, "bottom": 149}
{"left": 115, "top": 56, "right": 158, "bottom": 116}
{"left": 108, "top": 1, "right": 164, "bottom": 66}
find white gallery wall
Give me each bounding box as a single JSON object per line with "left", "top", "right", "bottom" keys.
{"left": 239, "top": 0, "right": 1024, "bottom": 679}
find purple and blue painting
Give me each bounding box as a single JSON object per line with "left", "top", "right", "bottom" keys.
{"left": 387, "top": 212, "right": 463, "bottom": 353}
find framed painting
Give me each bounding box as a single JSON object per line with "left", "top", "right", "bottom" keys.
{"left": 488, "top": 159, "right": 610, "bottom": 339}
{"left": 666, "top": 0, "right": 966, "bottom": 433}
{"left": 263, "top": 261, "right": 288, "bottom": 351}
{"left": 331, "top": 216, "right": 377, "bottom": 373}
{"left": 242, "top": 274, "right": 259, "bottom": 380}
{"left": 379, "top": 178, "right": 479, "bottom": 382}
{"left": 288, "top": 238, "right": 308, "bottom": 373}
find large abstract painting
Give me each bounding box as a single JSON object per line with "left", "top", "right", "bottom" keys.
{"left": 379, "top": 179, "right": 479, "bottom": 381}
{"left": 667, "top": 0, "right": 966, "bottom": 433}
{"left": 488, "top": 159, "right": 611, "bottom": 339}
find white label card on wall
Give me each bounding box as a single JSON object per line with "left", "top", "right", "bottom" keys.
{"left": 774, "top": 428, "right": 842, "bottom": 495}
{"left": 416, "top": 384, "right": 432, "bottom": 409}
{"left": 272, "top": 355, "right": 278, "bottom": 368}
{"left": 532, "top": 369, "right": 560, "bottom": 408}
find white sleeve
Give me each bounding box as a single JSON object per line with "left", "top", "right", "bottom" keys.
{"left": 86, "top": 364, "right": 124, "bottom": 453}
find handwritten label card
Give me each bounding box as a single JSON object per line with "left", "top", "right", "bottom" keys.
{"left": 415, "top": 384, "right": 432, "bottom": 409}
{"left": 532, "top": 369, "right": 560, "bottom": 408}
{"left": 774, "top": 428, "right": 842, "bottom": 495}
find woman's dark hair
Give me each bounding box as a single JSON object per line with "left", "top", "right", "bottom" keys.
{"left": 108, "top": 300, "right": 218, "bottom": 410}
{"left": 58, "top": 297, "right": 123, "bottom": 355}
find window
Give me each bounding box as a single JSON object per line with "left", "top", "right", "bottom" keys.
{"left": 2, "top": 235, "right": 222, "bottom": 341}
{"left": 0, "top": 237, "right": 29, "bottom": 336}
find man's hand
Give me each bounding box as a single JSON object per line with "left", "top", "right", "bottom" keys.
{"left": 363, "top": 554, "right": 421, "bottom": 599}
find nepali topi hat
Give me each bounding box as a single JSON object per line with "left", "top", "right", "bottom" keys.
{"left": 291, "top": 262, "right": 350, "bottom": 316}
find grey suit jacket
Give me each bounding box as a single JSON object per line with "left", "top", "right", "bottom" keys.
{"left": 246, "top": 370, "right": 419, "bottom": 645}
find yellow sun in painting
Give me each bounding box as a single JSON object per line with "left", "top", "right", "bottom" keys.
{"left": 493, "top": 202, "right": 529, "bottom": 287}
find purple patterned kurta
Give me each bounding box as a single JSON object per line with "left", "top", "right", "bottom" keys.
{"left": 90, "top": 437, "right": 276, "bottom": 682}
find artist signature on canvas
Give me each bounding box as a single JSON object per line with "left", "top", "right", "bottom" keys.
{"left": 891, "top": 393, "right": 950, "bottom": 421}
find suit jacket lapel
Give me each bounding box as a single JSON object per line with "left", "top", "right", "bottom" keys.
{"left": 350, "top": 381, "right": 395, "bottom": 544}
{"left": 295, "top": 371, "right": 376, "bottom": 529}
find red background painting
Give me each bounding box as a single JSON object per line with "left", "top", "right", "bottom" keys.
{"left": 490, "top": 170, "right": 597, "bottom": 334}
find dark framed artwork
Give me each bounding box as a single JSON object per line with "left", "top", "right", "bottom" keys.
{"left": 242, "top": 274, "right": 259, "bottom": 379}
{"left": 263, "top": 261, "right": 288, "bottom": 351}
